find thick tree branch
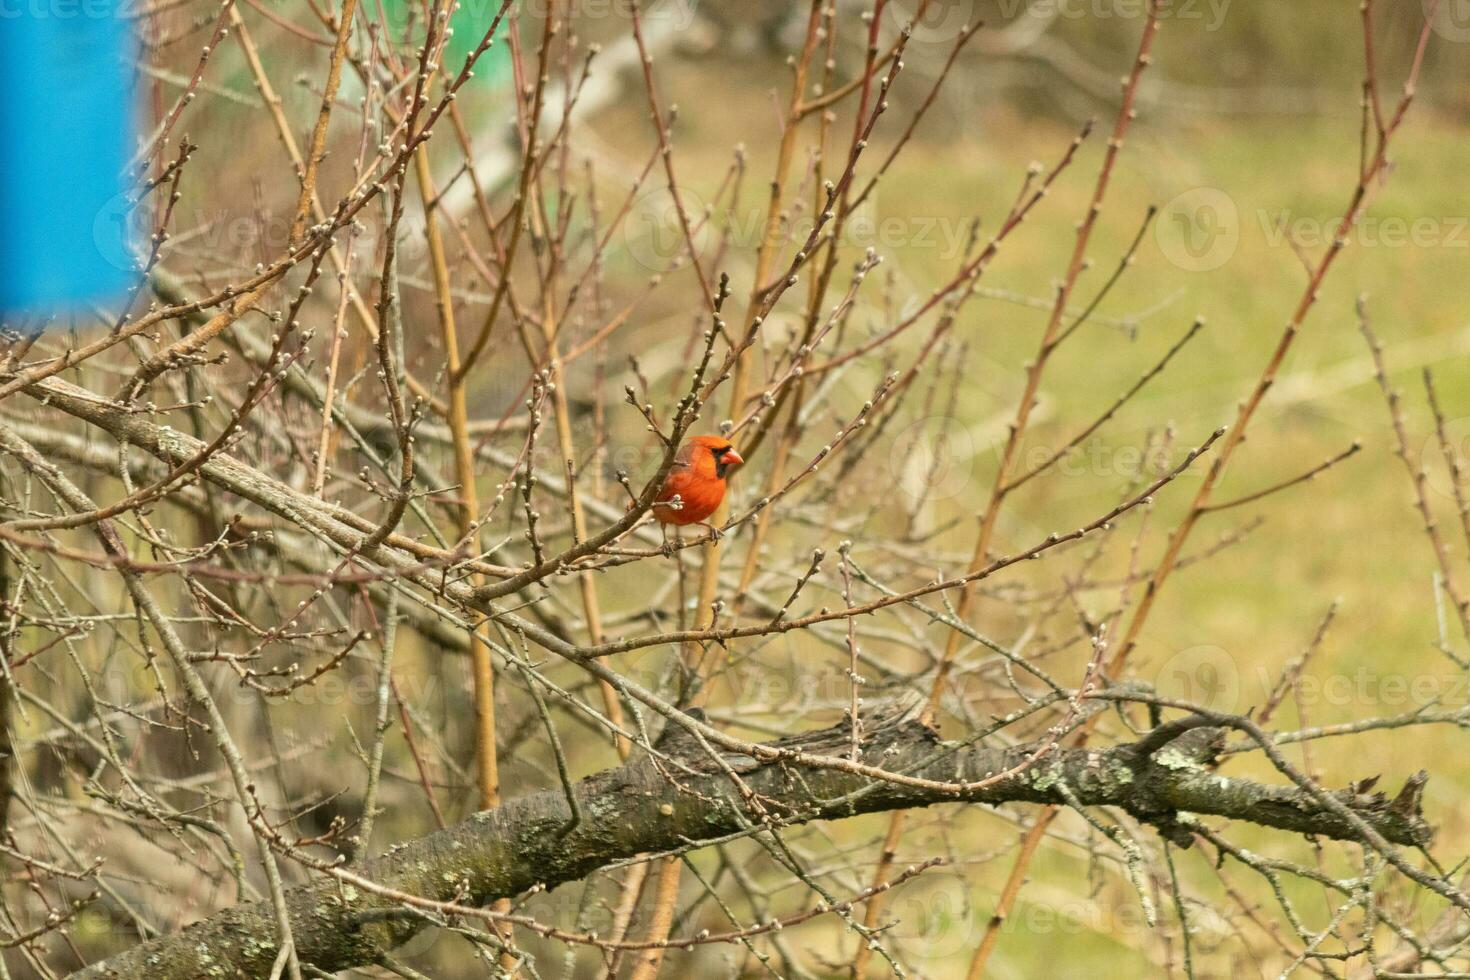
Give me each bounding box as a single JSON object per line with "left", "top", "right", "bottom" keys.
{"left": 75, "top": 707, "right": 1432, "bottom": 978}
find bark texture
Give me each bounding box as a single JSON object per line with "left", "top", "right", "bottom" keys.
{"left": 75, "top": 708, "right": 1431, "bottom": 978}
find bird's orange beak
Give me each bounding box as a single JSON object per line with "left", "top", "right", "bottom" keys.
{"left": 720, "top": 447, "right": 744, "bottom": 467}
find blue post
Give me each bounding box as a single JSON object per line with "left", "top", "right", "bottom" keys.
{"left": 0, "top": 0, "right": 136, "bottom": 313}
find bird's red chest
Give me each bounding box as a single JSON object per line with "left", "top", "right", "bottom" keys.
{"left": 653, "top": 470, "right": 726, "bottom": 525}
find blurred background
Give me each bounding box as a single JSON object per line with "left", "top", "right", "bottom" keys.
{"left": 13, "top": 0, "right": 1470, "bottom": 976}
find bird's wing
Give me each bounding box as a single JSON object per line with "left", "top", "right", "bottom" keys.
{"left": 631, "top": 445, "right": 695, "bottom": 512}
{"left": 652, "top": 444, "right": 695, "bottom": 505}
{"left": 668, "top": 440, "right": 698, "bottom": 473}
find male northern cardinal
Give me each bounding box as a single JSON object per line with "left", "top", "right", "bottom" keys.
{"left": 651, "top": 435, "right": 743, "bottom": 535}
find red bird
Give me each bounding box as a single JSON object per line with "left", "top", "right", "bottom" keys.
{"left": 652, "top": 435, "right": 743, "bottom": 532}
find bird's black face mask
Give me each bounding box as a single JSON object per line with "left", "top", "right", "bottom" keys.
{"left": 711, "top": 443, "right": 737, "bottom": 479}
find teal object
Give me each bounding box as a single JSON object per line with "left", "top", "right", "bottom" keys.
{"left": 0, "top": 0, "right": 136, "bottom": 313}
{"left": 379, "top": 0, "right": 510, "bottom": 82}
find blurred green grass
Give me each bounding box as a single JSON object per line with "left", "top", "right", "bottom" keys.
{"left": 160, "top": 11, "right": 1470, "bottom": 969}
{"left": 41, "top": 5, "right": 1470, "bottom": 974}
{"left": 594, "top": 81, "right": 1470, "bottom": 970}
{"left": 883, "top": 111, "right": 1470, "bottom": 976}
